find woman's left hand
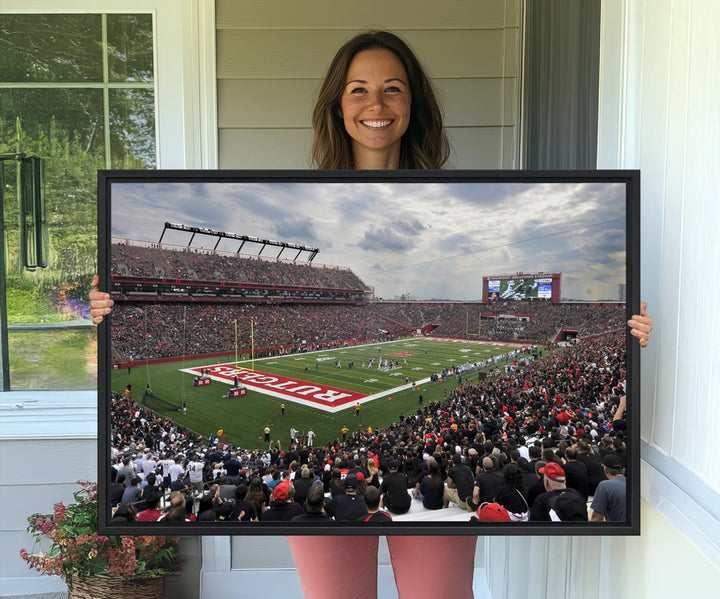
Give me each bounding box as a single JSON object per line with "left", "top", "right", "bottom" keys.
{"left": 89, "top": 274, "right": 113, "bottom": 324}
{"left": 628, "top": 301, "right": 653, "bottom": 347}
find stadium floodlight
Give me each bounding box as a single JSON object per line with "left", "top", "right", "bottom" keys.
{"left": 160, "top": 222, "right": 320, "bottom": 262}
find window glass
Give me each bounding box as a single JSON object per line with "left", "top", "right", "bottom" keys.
{"left": 0, "top": 14, "right": 103, "bottom": 82}
{"left": 107, "top": 14, "right": 154, "bottom": 83}
{"left": 109, "top": 89, "right": 156, "bottom": 169}
{"left": 0, "top": 13, "right": 155, "bottom": 390}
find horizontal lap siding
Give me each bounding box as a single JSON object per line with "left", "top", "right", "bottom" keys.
{"left": 216, "top": 0, "right": 521, "bottom": 169}
{"left": 217, "top": 29, "right": 511, "bottom": 79}
{"left": 216, "top": 1, "right": 516, "bottom": 30}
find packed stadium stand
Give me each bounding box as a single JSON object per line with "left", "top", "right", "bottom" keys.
{"left": 111, "top": 300, "right": 624, "bottom": 364}
{"left": 110, "top": 242, "right": 624, "bottom": 362}
{"left": 110, "top": 331, "right": 627, "bottom": 524}
{"left": 109, "top": 242, "right": 629, "bottom": 524}
{"left": 112, "top": 242, "right": 369, "bottom": 291}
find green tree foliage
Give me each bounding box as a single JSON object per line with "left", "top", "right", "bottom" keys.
{"left": 1, "top": 13, "right": 155, "bottom": 325}
{"left": 1, "top": 114, "right": 102, "bottom": 320}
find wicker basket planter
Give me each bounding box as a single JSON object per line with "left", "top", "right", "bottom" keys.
{"left": 67, "top": 575, "right": 165, "bottom": 599}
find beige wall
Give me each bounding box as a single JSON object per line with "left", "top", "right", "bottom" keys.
{"left": 606, "top": 502, "right": 720, "bottom": 599}
{"left": 216, "top": 0, "right": 521, "bottom": 169}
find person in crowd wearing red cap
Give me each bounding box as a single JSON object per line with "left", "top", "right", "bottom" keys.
{"left": 590, "top": 454, "right": 627, "bottom": 522}
{"left": 260, "top": 481, "right": 304, "bottom": 521}
{"left": 529, "top": 462, "right": 568, "bottom": 521}
{"left": 476, "top": 502, "right": 511, "bottom": 523}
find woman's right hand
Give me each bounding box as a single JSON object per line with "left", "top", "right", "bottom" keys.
{"left": 89, "top": 274, "right": 114, "bottom": 324}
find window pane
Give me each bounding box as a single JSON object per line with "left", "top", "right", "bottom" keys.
{"left": 1, "top": 89, "right": 103, "bottom": 390}
{"left": 0, "top": 14, "right": 103, "bottom": 82}
{"left": 107, "top": 14, "right": 155, "bottom": 83}
{"left": 1, "top": 88, "right": 105, "bottom": 281}
{"left": 8, "top": 329, "right": 97, "bottom": 390}
{"left": 110, "top": 89, "right": 157, "bottom": 169}
{"left": 0, "top": 89, "right": 106, "bottom": 162}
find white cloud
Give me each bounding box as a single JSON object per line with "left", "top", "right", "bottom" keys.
{"left": 111, "top": 179, "right": 627, "bottom": 300}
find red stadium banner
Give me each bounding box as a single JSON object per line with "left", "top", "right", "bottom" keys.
{"left": 182, "top": 363, "right": 367, "bottom": 409}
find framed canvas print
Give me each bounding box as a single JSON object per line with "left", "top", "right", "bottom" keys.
{"left": 97, "top": 169, "right": 640, "bottom": 536}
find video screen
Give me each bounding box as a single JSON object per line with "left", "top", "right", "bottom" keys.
{"left": 488, "top": 277, "right": 554, "bottom": 301}
{"left": 98, "top": 170, "right": 640, "bottom": 536}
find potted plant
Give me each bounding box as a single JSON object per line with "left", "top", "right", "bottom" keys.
{"left": 20, "top": 480, "right": 182, "bottom": 599}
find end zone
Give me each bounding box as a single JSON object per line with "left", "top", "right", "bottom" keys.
{"left": 181, "top": 363, "right": 369, "bottom": 413}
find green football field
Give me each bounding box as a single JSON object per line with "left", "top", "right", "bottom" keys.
{"left": 111, "top": 337, "right": 520, "bottom": 450}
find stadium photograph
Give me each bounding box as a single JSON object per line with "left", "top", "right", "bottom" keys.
{"left": 102, "top": 173, "right": 632, "bottom": 530}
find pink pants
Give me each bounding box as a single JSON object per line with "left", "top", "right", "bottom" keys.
{"left": 287, "top": 535, "right": 477, "bottom": 599}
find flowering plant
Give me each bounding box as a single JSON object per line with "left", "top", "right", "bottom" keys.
{"left": 20, "top": 481, "right": 182, "bottom": 583}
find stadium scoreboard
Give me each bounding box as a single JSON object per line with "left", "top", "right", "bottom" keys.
{"left": 482, "top": 272, "right": 561, "bottom": 303}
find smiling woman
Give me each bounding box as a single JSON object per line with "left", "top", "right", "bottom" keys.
{"left": 311, "top": 30, "right": 448, "bottom": 170}
{"left": 340, "top": 48, "right": 412, "bottom": 169}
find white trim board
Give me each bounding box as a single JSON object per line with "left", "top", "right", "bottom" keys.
{"left": 641, "top": 441, "right": 720, "bottom": 568}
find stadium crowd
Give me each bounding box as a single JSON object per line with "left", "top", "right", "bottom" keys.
{"left": 110, "top": 303, "right": 407, "bottom": 363}
{"left": 109, "top": 330, "right": 628, "bottom": 525}
{"left": 108, "top": 242, "right": 629, "bottom": 524}
{"left": 373, "top": 301, "right": 626, "bottom": 341}
{"left": 112, "top": 242, "right": 369, "bottom": 291}
{"left": 111, "top": 301, "right": 624, "bottom": 364}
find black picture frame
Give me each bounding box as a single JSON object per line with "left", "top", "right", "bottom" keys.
{"left": 98, "top": 169, "right": 640, "bottom": 536}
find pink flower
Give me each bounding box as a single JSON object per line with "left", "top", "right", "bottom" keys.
{"left": 22, "top": 481, "right": 181, "bottom": 580}
{"left": 121, "top": 536, "right": 135, "bottom": 550}
{"left": 53, "top": 503, "right": 66, "bottom": 522}
{"left": 43, "top": 557, "right": 64, "bottom": 576}
{"left": 107, "top": 548, "right": 137, "bottom": 576}
{"left": 34, "top": 518, "right": 53, "bottom": 535}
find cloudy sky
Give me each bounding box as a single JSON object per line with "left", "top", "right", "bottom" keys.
{"left": 110, "top": 178, "right": 627, "bottom": 301}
